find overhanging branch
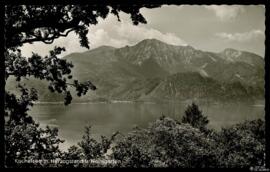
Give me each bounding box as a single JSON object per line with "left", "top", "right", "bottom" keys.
{"left": 19, "top": 27, "right": 76, "bottom": 45}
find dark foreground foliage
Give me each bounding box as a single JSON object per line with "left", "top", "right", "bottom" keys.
{"left": 5, "top": 116, "right": 265, "bottom": 168}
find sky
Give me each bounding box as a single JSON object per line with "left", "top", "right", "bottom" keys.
{"left": 21, "top": 5, "right": 265, "bottom": 57}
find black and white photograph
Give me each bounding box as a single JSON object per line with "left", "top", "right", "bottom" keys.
{"left": 2, "top": 2, "right": 269, "bottom": 168}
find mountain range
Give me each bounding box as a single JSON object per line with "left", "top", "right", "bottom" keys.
{"left": 6, "top": 39, "right": 265, "bottom": 103}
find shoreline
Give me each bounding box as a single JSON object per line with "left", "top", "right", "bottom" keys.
{"left": 33, "top": 99, "right": 265, "bottom": 106}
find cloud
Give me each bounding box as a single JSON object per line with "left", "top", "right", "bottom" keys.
{"left": 88, "top": 21, "right": 187, "bottom": 48}
{"left": 88, "top": 29, "right": 129, "bottom": 48}
{"left": 215, "top": 30, "right": 264, "bottom": 42}
{"left": 21, "top": 33, "right": 88, "bottom": 57}
{"left": 205, "top": 5, "right": 245, "bottom": 21}
{"left": 20, "top": 16, "right": 187, "bottom": 58}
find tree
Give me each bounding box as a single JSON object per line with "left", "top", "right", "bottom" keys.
{"left": 111, "top": 117, "right": 265, "bottom": 168}
{"left": 61, "top": 125, "right": 119, "bottom": 168}
{"left": 78, "top": 125, "right": 112, "bottom": 160}
{"left": 181, "top": 103, "right": 209, "bottom": 131}
{"left": 61, "top": 145, "right": 84, "bottom": 168}
{"left": 111, "top": 117, "right": 218, "bottom": 168}
{"left": 54, "top": 116, "right": 266, "bottom": 168}
{"left": 215, "top": 119, "right": 265, "bottom": 168}
{"left": 5, "top": 120, "right": 64, "bottom": 168}
{"left": 4, "top": 4, "right": 161, "bottom": 167}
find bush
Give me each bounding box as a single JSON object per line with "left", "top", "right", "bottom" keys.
{"left": 111, "top": 117, "right": 218, "bottom": 168}
{"left": 111, "top": 116, "right": 265, "bottom": 168}
{"left": 61, "top": 125, "right": 118, "bottom": 167}
{"left": 215, "top": 119, "right": 265, "bottom": 168}
{"left": 5, "top": 120, "right": 64, "bottom": 168}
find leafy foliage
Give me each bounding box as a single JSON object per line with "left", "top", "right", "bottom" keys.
{"left": 5, "top": 46, "right": 97, "bottom": 107}
{"left": 4, "top": 4, "right": 161, "bottom": 109}
{"left": 5, "top": 85, "right": 38, "bottom": 124}
{"left": 60, "top": 125, "right": 119, "bottom": 167}
{"left": 78, "top": 125, "right": 111, "bottom": 160}
{"left": 215, "top": 119, "right": 265, "bottom": 168}
{"left": 4, "top": 4, "right": 161, "bottom": 168}
{"left": 111, "top": 117, "right": 265, "bottom": 168}
{"left": 5, "top": 114, "right": 265, "bottom": 168}
{"left": 111, "top": 116, "right": 218, "bottom": 168}
{"left": 4, "top": 5, "right": 161, "bottom": 49}
{"left": 5, "top": 120, "right": 64, "bottom": 168}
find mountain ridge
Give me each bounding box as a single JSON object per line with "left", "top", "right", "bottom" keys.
{"left": 6, "top": 39, "right": 264, "bottom": 103}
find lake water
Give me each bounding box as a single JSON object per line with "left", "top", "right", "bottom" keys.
{"left": 29, "top": 101, "right": 265, "bottom": 150}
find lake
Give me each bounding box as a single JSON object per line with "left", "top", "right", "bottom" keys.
{"left": 29, "top": 101, "right": 265, "bottom": 150}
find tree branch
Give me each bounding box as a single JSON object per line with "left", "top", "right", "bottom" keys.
{"left": 58, "top": 28, "right": 76, "bottom": 37}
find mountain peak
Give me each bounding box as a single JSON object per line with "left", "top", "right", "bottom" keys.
{"left": 136, "top": 38, "right": 166, "bottom": 46}
{"left": 135, "top": 38, "right": 191, "bottom": 49}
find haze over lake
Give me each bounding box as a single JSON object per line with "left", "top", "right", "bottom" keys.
{"left": 29, "top": 101, "right": 264, "bottom": 150}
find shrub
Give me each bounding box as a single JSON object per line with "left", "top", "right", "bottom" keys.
{"left": 5, "top": 120, "right": 64, "bottom": 168}
{"left": 215, "top": 119, "right": 265, "bottom": 168}
{"left": 111, "top": 117, "right": 218, "bottom": 168}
